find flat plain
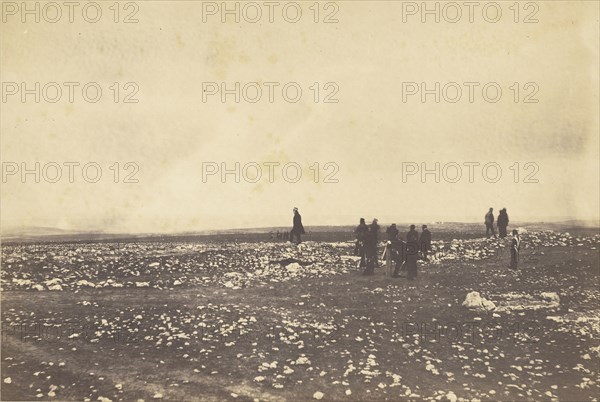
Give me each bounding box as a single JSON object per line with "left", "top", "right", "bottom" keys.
{"left": 1, "top": 223, "right": 599, "bottom": 401}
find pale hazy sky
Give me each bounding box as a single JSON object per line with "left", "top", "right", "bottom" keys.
{"left": 2, "top": 1, "right": 599, "bottom": 233}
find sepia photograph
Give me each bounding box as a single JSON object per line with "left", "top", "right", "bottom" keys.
{"left": 1, "top": 0, "right": 599, "bottom": 401}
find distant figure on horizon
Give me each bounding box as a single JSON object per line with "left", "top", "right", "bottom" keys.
{"left": 419, "top": 225, "right": 432, "bottom": 261}
{"left": 355, "top": 218, "right": 369, "bottom": 268}
{"left": 509, "top": 229, "right": 521, "bottom": 269}
{"left": 498, "top": 208, "right": 509, "bottom": 238}
{"left": 405, "top": 224, "right": 419, "bottom": 280}
{"left": 485, "top": 208, "right": 496, "bottom": 238}
{"left": 289, "top": 207, "right": 305, "bottom": 244}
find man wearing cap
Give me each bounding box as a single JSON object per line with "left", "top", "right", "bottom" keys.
{"left": 290, "top": 207, "right": 305, "bottom": 244}
{"left": 419, "top": 225, "right": 432, "bottom": 261}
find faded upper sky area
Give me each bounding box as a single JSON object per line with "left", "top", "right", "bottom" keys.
{"left": 1, "top": 1, "right": 599, "bottom": 233}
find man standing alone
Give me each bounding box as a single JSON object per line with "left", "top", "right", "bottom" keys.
{"left": 290, "top": 207, "right": 305, "bottom": 244}
{"left": 485, "top": 208, "right": 496, "bottom": 238}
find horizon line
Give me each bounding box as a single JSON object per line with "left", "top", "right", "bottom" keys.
{"left": 2, "top": 217, "right": 599, "bottom": 239}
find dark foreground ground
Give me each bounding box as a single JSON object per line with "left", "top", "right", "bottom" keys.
{"left": 1, "top": 224, "right": 599, "bottom": 401}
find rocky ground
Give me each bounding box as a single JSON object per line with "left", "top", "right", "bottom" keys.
{"left": 1, "top": 229, "right": 599, "bottom": 401}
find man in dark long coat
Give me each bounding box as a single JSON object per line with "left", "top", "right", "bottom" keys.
{"left": 290, "top": 207, "right": 305, "bottom": 244}
{"left": 419, "top": 225, "right": 432, "bottom": 261}
{"left": 497, "top": 208, "right": 509, "bottom": 238}
{"left": 405, "top": 224, "right": 419, "bottom": 279}
{"left": 485, "top": 208, "right": 496, "bottom": 238}
{"left": 392, "top": 236, "right": 407, "bottom": 277}
{"left": 362, "top": 219, "right": 380, "bottom": 275}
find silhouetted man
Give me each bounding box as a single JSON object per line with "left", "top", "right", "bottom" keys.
{"left": 392, "top": 236, "right": 407, "bottom": 278}
{"left": 405, "top": 225, "right": 419, "bottom": 279}
{"left": 386, "top": 224, "right": 399, "bottom": 241}
{"left": 497, "top": 208, "right": 509, "bottom": 238}
{"left": 419, "top": 225, "right": 432, "bottom": 261}
{"left": 362, "top": 219, "right": 380, "bottom": 275}
{"left": 485, "top": 208, "right": 496, "bottom": 238}
{"left": 290, "top": 207, "right": 305, "bottom": 244}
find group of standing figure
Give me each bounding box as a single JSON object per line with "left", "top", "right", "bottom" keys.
{"left": 485, "top": 207, "right": 510, "bottom": 238}
{"left": 485, "top": 207, "right": 521, "bottom": 269}
{"left": 287, "top": 207, "right": 521, "bottom": 272}
{"left": 354, "top": 219, "right": 431, "bottom": 280}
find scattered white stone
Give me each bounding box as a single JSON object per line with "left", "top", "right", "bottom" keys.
{"left": 541, "top": 292, "right": 560, "bottom": 304}
{"left": 462, "top": 291, "right": 496, "bottom": 311}
{"left": 295, "top": 356, "right": 311, "bottom": 365}
{"left": 287, "top": 263, "right": 301, "bottom": 273}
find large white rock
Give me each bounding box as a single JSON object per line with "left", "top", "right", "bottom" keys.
{"left": 540, "top": 292, "right": 560, "bottom": 304}
{"left": 286, "top": 263, "right": 301, "bottom": 273}
{"left": 462, "top": 291, "right": 496, "bottom": 311}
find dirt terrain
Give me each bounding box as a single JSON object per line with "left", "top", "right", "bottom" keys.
{"left": 1, "top": 224, "right": 599, "bottom": 401}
